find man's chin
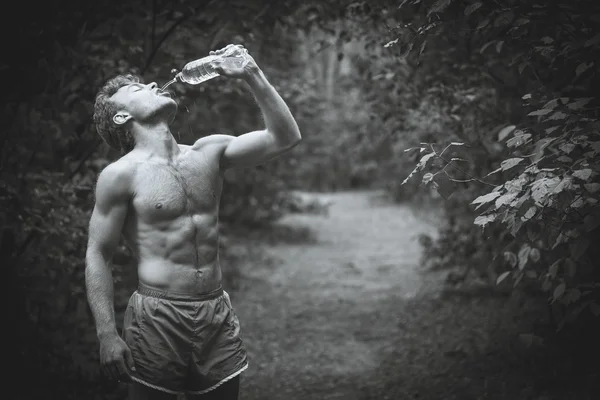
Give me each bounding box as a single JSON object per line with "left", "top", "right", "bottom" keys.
{"left": 159, "top": 100, "right": 178, "bottom": 117}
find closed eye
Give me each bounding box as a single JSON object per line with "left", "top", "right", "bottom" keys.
{"left": 129, "top": 84, "right": 144, "bottom": 92}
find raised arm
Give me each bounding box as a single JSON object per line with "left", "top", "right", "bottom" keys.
{"left": 193, "top": 45, "right": 302, "bottom": 170}
{"left": 85, "top": 162, "right": 135, "bottom": 381}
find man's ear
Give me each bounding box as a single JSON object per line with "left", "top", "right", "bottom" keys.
{"left": 113, "top": 111, "right": 132, "bottom": 125}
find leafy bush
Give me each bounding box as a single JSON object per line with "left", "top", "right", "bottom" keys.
{"left": 389, "top": 0, "right": 600, "bottom": 329}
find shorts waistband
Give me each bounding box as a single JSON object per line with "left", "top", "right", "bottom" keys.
{"left": 137, "top": 283, "right": 224, "bottom": 301}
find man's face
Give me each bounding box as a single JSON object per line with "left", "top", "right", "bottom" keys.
{"left": 111, "top": 82, "right": 177, "bottom": 124}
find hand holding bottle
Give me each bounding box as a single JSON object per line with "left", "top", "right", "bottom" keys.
{"left": 209, "top": 44, "right": 257, "bottom": 79}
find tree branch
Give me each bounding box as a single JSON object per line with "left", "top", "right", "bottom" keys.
{"left": 141, "top": 0, "right": 217, "bottom": 74}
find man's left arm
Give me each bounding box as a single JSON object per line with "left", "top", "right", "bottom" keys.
{"left": 193, "top": 45, "right": 302, "bottom": 169}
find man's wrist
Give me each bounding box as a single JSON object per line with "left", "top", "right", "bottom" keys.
{"left": 243, "top": 67, "right": 269, "bottom": 90}
{"left": 97, "top": 328, "right": 119, "bottom": 341}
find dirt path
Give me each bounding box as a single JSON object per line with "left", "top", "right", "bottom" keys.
{"left": 230, "top": 190, "right": 442, "bottom": 400}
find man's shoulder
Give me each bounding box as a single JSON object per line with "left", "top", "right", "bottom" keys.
{"left": 190, "top": 134, "right": 234, "bottom": 152}
{"left": 99, "top": 157, "right": 136, "bottom": 179}
{"left": 96, "top": 158, "right": 136, "bottom": 197}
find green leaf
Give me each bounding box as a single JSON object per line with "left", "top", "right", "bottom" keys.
{"left": 553, "top": 282, "right": 566, "bottom": 302}
{"left": 590, "top": 141, "right": 600, "bottom": 153}
{"left": 422, "top": 172, "right": 434, "bottom": 184}
{"left": 548, "top": 111, "right": 568, "bottom": 120}
{"left": 496, "top": 41, "right": 504, "bottom": 53}
{"left": 480, "top": 40, "right": 497, "bottom": 54}
{"left": 495, "top": 192, "right": 519, "bottom": 209}
{"left": 507, "top": 212, "right": 524, "bottom": 236}
{"left": 585, "top": 33, "right": 600, "bottom": 47}
{"left": 518, "top": 244, "right": 531, "bottom": 270}
{"left": 505, "top": 174, "right": 529, "bottom": 193}
{"left": 528, "top": 108, "right": 553, "bottom": 117}
{"left": 507, "top": 133, "right": 531, "bottom": 148}
{"left": 432, "top": 173, "right": 456, "bottom": 199}
{"left": 571, "top": 198, "right": 585, "bottom": 208}
{"left": 503, "top": 251, "right": 518, "bottom": 268}
{"left": 553, "top": 232, "right": 568, "bottom": 249}
{"left": 496, "top": 271, "right": 511, "bottom": 285}
{"left": 497, "top": 125, "right": 516, "bottom": 141}
{"left": 529, "top": 248, "right": 541, "bottom": 263}
{"left": 402, "top": 152, "right": 436, "bottom": 185}
{"left": 418, "top": 40, "right": 427, "bottom": 57}
{"left": 584, "top": 183, "right": 600, "bottom": 193}
{"left": 384, "top": 38, "right": 399, "bottom": 48}
{"left": 474, "top": 214, "right": 497, "bottom": 227}
{"left": 518, "top": 62, "right": 528, "bottom": 74}
{"left": 471, "top": 191, "right": 502, "bottom": 206}
{"left": 522, "top": 206, "right": 537, "bottom": 222}
{"left": 572, "top": 169, "right": 593, "bottom": 181}
{"left": 464, "top": 2, "right": 482, "bottom": 15}
{"left": 557, "top": 155, "right": 573, "bottom": 163}
{"left": 552, "top": 176, "right": 575, "bottom": 194}
{"left": 567, "top": 98, "right": 593, "bottom": 110}
{"left": 569, "top": 237, "right": 590, "bottom": 260}
{"left": 500, "top": 157, "right": 524, "bottom": 171}
{"left": 476, "top": 18, "right": 490, "bottom": 29}
{"left": 548, "top": 259, "right": 560, "bottom": 277}
{"left": 514, "top": 18, "right": 529, "bottom": 27}
{"left": 429, "top": 0, "right": 453, "bottom": 15}
{"left": 575, "top": 62, "right": 594, "bottom": 77}
{"left": 559, "top": 143, "right": 576, "bottom": 154}
{"left": 418, "top": 152, "right": 435, "bottom": 167}
{"left": 484, "top": 167, "right": 502, "bottom": 178}
{"left": 542, "top": 98, "right": 566, "bottom": 110}
{"left": 531, "top": 176, "right": 561, "bottom": 205}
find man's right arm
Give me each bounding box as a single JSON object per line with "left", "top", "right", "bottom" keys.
{"left": 85, "top": 162, "right": 135, "bottom": 379}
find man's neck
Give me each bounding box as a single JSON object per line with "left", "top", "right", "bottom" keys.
{"left": 132, "top": 122, "right": 179, "bottom": 160}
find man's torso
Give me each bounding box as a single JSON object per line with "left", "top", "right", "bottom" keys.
{"left": 117, "top": 142, "right": 224, "bottom": 293}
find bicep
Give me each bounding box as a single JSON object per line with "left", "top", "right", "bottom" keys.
{"left": 220, "top": 130, "right": 284, "bottom": 169}
{"left": 87, "top": 202, "right": 128, "bottom": 259}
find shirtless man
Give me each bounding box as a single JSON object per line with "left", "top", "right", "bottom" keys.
{"left": 85, "top": 44, "right": 301, "bottom": 400}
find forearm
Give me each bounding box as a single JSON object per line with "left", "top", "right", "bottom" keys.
{"left": 244, "top": 68, "right": 301, "bottom": 147}
{"left": 85, "top": 250, "right": 118, "bottom": 339}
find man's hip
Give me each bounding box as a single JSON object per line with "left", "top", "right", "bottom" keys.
{"left": 122, "top": 283, "right": 248, "bottom": 395}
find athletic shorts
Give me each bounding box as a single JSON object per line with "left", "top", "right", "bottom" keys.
{"left": 122, "top": 283, "right": 248, "bottom": 395}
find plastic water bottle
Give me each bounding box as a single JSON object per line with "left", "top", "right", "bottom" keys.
{"left": 161, "top": 47, "right": 249, "bottom": 90}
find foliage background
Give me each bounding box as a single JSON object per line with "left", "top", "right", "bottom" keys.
{"left": 1, "top": 0, "right": 599, "bottom": 398}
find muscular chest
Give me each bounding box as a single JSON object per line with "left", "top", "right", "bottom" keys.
{"left": 132, "top": 153, "right": 221, "bottom": 221}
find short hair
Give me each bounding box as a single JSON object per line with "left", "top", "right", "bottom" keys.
{"left": 93, "top": 74, "right": 142, "bottom": 154}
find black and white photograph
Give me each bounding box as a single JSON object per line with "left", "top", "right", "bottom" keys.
{"left": 2, "top": 0, "right": 600, "bottom": 399}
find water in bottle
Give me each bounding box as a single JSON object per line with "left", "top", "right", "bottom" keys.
{"left": 161, "top": 46, "right": 249, "bottom": 91}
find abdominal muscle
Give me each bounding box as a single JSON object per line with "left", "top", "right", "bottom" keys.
{"left": 123, "top": 211, "right": 223, "bottom": 294}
